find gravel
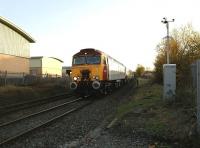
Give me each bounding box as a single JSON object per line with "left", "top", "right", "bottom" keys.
{"left": 1, "top": 81, "right": 150, "bottom": 148}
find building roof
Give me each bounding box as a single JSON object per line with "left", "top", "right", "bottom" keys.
{"left": 30, "top": 56, "right": 43, "bottom": 59}
{"left": 31, "top": 56, "right": 63, "bottom": 63}
{"left": 49, "top": 57, "right": 63, "bottom": 63}
{"left": 0, "top": 16, "right": 35, "bottom": 43}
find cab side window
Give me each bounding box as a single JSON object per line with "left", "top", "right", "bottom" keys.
{"left": 103, "top": 57, "right": 106, "bottom": 64}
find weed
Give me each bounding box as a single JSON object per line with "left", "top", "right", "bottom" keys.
{"left": 115, "top": 78, "right": 197, "bottom": 146}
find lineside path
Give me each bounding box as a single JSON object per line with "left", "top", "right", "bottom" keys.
{"left": 64, "top": 79, "right": 150, "bottom": 148}
{"left": 78, "top": 78, "right": 196, "bottom": 147}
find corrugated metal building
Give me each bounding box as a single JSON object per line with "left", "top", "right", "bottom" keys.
{"left": 0, "top": 16, "right": 35, "bottom": 74}
{"left": 30, "top": 57, "right": 63, "bottom": 77}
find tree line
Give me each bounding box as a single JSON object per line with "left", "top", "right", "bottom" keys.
{"left": 154, "top": 24, "right": 200, "bottom": 86}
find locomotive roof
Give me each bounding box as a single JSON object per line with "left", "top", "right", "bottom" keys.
{"left": 74, "top": 48, "right": 103, "bottom": 56}
{"left": 74, "top": 48, "right": 125, "bottom": 67}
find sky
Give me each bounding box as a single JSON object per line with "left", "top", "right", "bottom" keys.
{"left": 1, "top": 0, "right": 200, "bottom": 70}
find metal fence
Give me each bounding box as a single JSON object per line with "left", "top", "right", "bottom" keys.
{"left": 0, "top": 71, "right": 70, "bottom": 86}
{"left": 191, "top": 62, "right": 197, "bottom": 89}
{"left": 190, "top": 61, "right": 200, "bottom": 134}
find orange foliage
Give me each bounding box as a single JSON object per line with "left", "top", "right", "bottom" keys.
{"left": 154, "top": 24, "right": 200, "bottom": 85}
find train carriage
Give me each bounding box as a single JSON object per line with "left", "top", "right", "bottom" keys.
{"left": 70, "top": 48, "right": 127, "bottom": 94}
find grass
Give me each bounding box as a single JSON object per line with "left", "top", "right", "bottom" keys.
{"left": 176, "top": 86, "right": 196, "bottom": 107}
{"left": 0, "top": 83, "right": 69, "bottom": 106}
{"left": 117, "top": 78, "right": 162, "bottom": 118}
{"left": 0, "top": 85, "right": 38, "bottom": 98}
{"left": 115, "top": 78, "right": 197, "bottom": 147}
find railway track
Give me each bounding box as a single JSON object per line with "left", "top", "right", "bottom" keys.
{"left": 0, "top": 95, "right": 92, "bottom": 146}
{"left": 0, "top": 92, "right": 74, "bottom": 116}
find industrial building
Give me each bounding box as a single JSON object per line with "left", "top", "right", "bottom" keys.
{"left": 30, "top": 57, "right": 63, "bottom": 77}
{"left": 0, "top": 16, "right": 35, "bottom": 74}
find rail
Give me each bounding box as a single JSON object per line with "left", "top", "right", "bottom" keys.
{"left": 0, "top": 95, "right": 92, "bottom": 146}
{"left": 0, "top": 92, "right": 73, "bottom": 116}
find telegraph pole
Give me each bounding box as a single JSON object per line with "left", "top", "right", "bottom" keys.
{"left": 161, "top": 17, "right": 175, "bottom": 64}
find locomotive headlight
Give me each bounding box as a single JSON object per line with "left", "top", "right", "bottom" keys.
{"left": 93, "top": 76, "right": 99, "bottom": 80}
{"left": 73, "top": 77, "right": 77, "bottom": 81}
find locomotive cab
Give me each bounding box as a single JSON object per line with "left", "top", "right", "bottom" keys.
{"left": 70, "top": 48, "right": 126, "bottom": 95}
{"left": 70, "top": 48, "right": 108, "bottom": 94}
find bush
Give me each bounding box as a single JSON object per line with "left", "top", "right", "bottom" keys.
{"left": 154, "top": 24, "right": 200, "bottom": 87}
{"left": 175, "top": 87, "right": 196, "bottom": 107}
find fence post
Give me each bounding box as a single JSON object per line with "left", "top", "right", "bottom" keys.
{"left": 22, "top": 72, "right": 25, "bottom": 85}
{"left": 4, "top": 70, "right": 7, "bottom": 86}
{"left": 197, "top": 60, "right": 200, "bottom": 134}
{"left": 0, "top": 71, "right": 1, "bottom": 86}
{"left": 191, "top": 63, "right": 197, "bottom": 89}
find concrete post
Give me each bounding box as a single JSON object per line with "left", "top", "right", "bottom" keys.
{"left": 163, "top": 64, "right": 176, "bottom": 102}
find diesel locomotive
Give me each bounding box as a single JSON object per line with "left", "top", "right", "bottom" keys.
{"left": 70, "top": 48, "right": 129, "bottom": 94}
